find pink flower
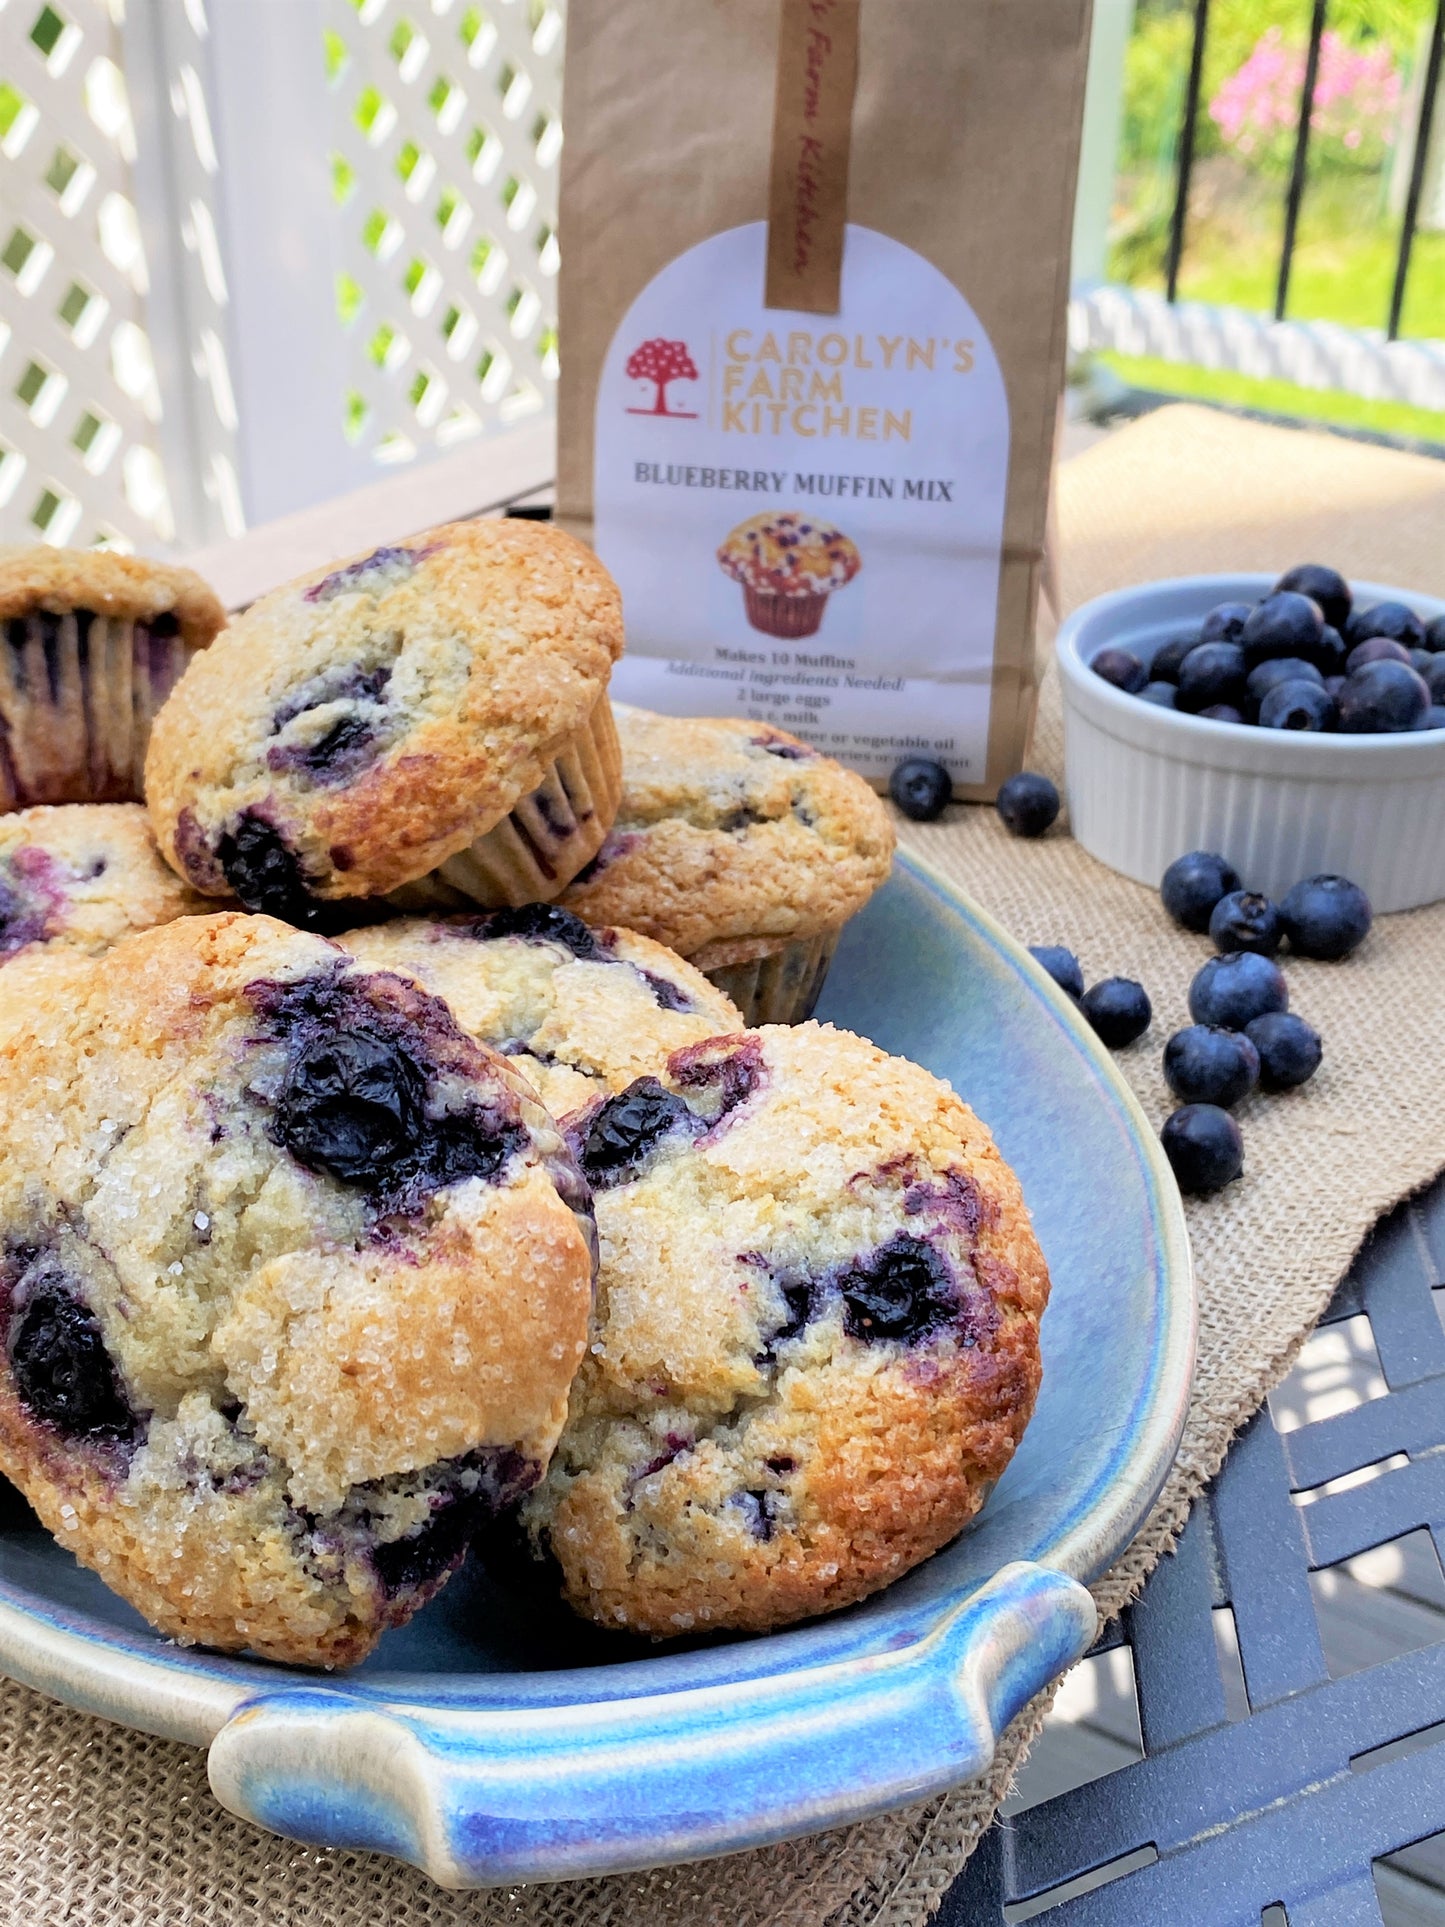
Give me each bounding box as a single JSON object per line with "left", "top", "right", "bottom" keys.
{"left": 1210, "top": 27, "right": 1401, "bottom": 154}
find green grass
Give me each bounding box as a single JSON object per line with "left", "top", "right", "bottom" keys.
{"left": 1112, "top": 166, "right": 1445, "bottom": 340}
{"left": 1097, "top": 351, "right": 1445, "bottom": 446}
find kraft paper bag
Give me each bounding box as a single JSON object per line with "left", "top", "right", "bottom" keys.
{"left": 556, "top": 0, "right": 1092, "bottom": 798}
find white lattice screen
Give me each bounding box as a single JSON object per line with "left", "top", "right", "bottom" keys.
{"left": 322, "top": 0, "right": 563, "bottom": 468}
{"left": 4, "top": 0, "right": 166, "bottom": 547}
{"left": 0, "top": 0, "right": 564, "bottom": 553}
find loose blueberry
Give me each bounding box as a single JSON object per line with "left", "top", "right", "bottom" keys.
{"left": 1161, "top": 851, "right": 1243, "bottom": 932}
{"left": 1279, "top": 874, "right": 1372, "bottom": 961}
{"left": 1208, "top": 890, "right": 1283, "bottom": 956}
{"left": 277, "top": 1026, "right": 427, "bottom": 1186}
{"left": 1422, "top": 657, "right": 1445, "bottom": 706}
{"left": 1257, "top": 680, "right": 1337, "bottom": 733}
{"left": 1138, "top": 681, "right": 1179, "bottom": 708}
{"left": 1198, "top": 704, "right": 1245, "bottom": 724}
{"left": 995, "top": 771, "right": 1060, "bottom": 838}
{"left": 1161, "top": 1105, "right": 1244, "bottom": 1195}
{"left": 1240, "top": 592, "right": 1325, "bottom": 671}
{"left": 1316, "top": 626, "right": 1348, "bottom": 677}
{"left": 889, "top": 757, "right": 952, "bottom": 822}
{"left": 472, "top": 902, "right": 604, "bottom": 961}
{"left": 1200, "top": 602, "right": 1252, "bottom": 646}
{"left": 1028, "top": 945, "right": 1085, "bottom": 1000}
{"left": 1176, "top": 642, "right": 1247, "bottom": 714}
{"left": 1163, "top": 1026, "right": 1260, "bottom": 1109}
{"left": 1189, "top": 952, "right": 1288, "bottom": 1029}
{"left": 579, "top": 1077, "right": 692, "bottom": 1188}
{"left": 8, "top": 1264, "right": 135, "bottom": 1441}
{"left": 1336, "top": 660, "right": 1429, "bottom": 734}
{"left": 1080, "top": 977, "right": 1151, "bottom": 1049}
{"left": 1091, "top": 647, "right": 1147, "bottom": 694}
{"left": 837, "top": 1235, "right": 958, "bottom": 1344}
{"left": 1349, "top": 601, "right": 1426, "bottom": 651}
{"left": 1246, "top": 657, "right": 1324, "bottom": 707}
{"left": 1420, "top": 706, "right": 1445, "bottom": 732}
{"left": 1346, "top": 636, "right": 1412, "bottom": 672}
{"left": 1245, "top": 1012, "right": 1323, "bottom": 1091}
{"left": 1275, "top": 564, "right": 1351, "bottom": 633}
{"left": 1148, "top": 634, "right": 1200, "bottom": 684}
{"left": 1426, "top": 614, "right": 1445, "bottom": 653}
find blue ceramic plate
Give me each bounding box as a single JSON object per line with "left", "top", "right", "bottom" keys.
{"left": 0, "top": 852, "right": 1194, "bottom": 1886}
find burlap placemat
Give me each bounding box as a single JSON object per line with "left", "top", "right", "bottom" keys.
{"left": 0, "top": 406, "right": 1442, "bottom": 1926}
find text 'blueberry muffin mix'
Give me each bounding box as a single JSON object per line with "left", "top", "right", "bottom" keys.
{"left": 0, "top": 524, "right": 1050, "bottom": 1667}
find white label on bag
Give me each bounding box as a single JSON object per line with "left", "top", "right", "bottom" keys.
{"left": 593, "top": 222, "right": 1010, "bottom": 781}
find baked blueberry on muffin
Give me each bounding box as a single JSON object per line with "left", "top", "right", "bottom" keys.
{"left": 0, "top": 913, "right": 596, "bottom": 1666}
{"left": 0, "top": 802, "right": 209, "bottom": 977}
{"left": 558, "top": 706, "right": 894, "bottom": 1022}
{"left": 521, "top": 1022, "right": 1048, "bottom": 1637}
{"left": 717, "top": 511, "right": 861, "bottom": 639}
{"left": 145, "top": 518, "right": 625, "bottom": 924}
{"left": 0, "top": 545, "right": 224, "bottom": 808}
{"left": 339, "top": 903, "right": 742, "bottom": 1121}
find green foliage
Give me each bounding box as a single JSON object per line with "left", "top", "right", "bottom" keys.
{"left": 1099, "top": 351, "right": 1445, "bottom": 444}
{"left": 0, "top": 82, "right": 28, "bottom": 142}
{"left": 354, "top": 86, "right": 388, "bottom": 138}
{"left": 1112, "top": 0, "right": 1439, "bottom": 332}
{"left": 335, "top": 272, "right": 363, "bottom": 327}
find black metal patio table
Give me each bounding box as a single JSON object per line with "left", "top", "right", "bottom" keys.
{"left": 942, "top": 1175, "right": 1445, "bottom": 1926}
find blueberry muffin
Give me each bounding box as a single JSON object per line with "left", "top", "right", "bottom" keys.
{"left": 145, "top": 518, "right": 624, "bottom": 923}
{"left": 559, "top": 706, "right": 894, "bottom": 1022}
{"left": 0, "top": 803, "right": 210, "bottom": 988}
{"left": 522, "top": 1022, "right": 1048, "bottom": 1636}
{"left": 0, "top": 913, "right": 596, "bottom": 1666}
{"left": 717, "top": 511, "right": 861, "bottom": 639}
{"left": 339, "top": 903, "right": 743, "bottom": 1121}
{"left": 0, "top": 545, "right": 224, "bottom": 808}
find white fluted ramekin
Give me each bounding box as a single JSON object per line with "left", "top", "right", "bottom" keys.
{"left": 1058, "top": 574, "right": 1445, "bottom": 914}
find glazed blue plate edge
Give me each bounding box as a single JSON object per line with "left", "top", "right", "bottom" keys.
{"left": 887, "top": 851, "right": 1195, "bottom": 1591}
{"left": 0, "top": 850, "right": 1196, "bottom": 1884}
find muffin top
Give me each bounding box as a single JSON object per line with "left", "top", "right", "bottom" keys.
{"left": 339, "top": 903, "right": 743, "bottom": 1121}
{"left": 716, "top": 512, "right": 861, "bottom": 599}
{"left": 144, "top": 518, "right": 624, "bottom": 912}
{"left": 0, "top": 913, "right": 596, "bottom": 1664}
{"left": 523, "top": 1021, "right": 1048, "bottom": 1637}
{"left": 0, "top": 545, "right": 224, "bottom": 651}
{"left": 0, "top": 803, "right": 211, "bottom": 969}
{"left": 558, "top": 706, "right": 894, "bottom": 962}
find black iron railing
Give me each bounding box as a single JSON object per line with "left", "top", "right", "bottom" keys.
{"left": 1164, "top": 0, "right": 1445, "bottom": 339}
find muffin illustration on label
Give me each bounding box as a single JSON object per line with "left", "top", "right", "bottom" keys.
{"left": 717, "top": 511, "right": 861, "bottom": 640}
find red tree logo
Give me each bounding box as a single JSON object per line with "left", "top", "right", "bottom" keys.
{"left": 625, "top": 338, "right": 699, "bottom": 417}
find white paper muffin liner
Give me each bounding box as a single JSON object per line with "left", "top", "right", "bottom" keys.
{"left": 385, "top": 693, "right": 624, "bottom": 912}
{"left": 691, "top": 925, "right": 842, "bottom": 1026}
{"left": 0, "top": 611, "right": 193, "bottom": 810}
